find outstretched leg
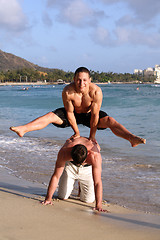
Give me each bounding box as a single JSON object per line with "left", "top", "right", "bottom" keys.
{"left": 10, "top": 112, "right": 63, "bottom": 137}
{"left": 98, "top": 116, "right": 146, "bottom": 147}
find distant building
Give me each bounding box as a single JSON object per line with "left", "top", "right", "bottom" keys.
{"left": 134, "top": 69, "right": 143, "bottom": 75}
{"left": 154, "top": 65, "right": 160, "bottom": 83}
{"left": 134, "top": 64, "right": 160, "bottom": 83}
{"left": 57, "top": 79, "right": 65, "bottom": 85}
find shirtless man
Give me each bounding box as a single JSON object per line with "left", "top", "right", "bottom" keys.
{"left": 42, "top": 136, "right": 107, "bottom": 212}
{"left": 10, "top": 67, "right": 146, "bottom": 147}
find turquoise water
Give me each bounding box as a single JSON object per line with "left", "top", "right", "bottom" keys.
{"left": 0, "top": 83, "right": 160, "bottom": 213}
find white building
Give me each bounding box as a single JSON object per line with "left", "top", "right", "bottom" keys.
{"left": 134, "top": 65, "right": 160, "bottom": 83}
{"left": 154, "top": 65, "right": 160, "bottom": 83}
{"left": 134, "top": 69, "right": 143, "bottom": 75}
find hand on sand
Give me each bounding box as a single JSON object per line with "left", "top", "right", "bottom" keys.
{"left": 41, "top": 200, "right": 53, "bottom": 205}
{"left": 93, "top": 207, "right": 109, "bottom": 213}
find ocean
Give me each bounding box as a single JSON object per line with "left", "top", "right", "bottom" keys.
{"left": 0, "top": 83, "right": 160, "bottom": 213}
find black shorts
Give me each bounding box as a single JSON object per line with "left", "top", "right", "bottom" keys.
{"left": 52, "top": 107, "right": 108, "bottom": 130}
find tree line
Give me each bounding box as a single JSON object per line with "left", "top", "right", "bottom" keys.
{"left": 0, "top": 68, "right": 156, "bottom": 83}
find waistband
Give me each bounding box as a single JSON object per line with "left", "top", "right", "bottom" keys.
{"left": 71, "top": 161, "right": 91, "bottom": 167}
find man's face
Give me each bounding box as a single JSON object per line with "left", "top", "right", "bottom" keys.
{"left": 74, "top": 72, "right": 91, "bottom": 93}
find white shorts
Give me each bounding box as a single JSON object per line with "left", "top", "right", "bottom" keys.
{"left": 58, "top": 162, "right": 95, "bottom": 203}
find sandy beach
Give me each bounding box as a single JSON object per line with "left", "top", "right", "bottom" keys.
{"left": 1, "top": 167, "right": 160, "bottom": 240}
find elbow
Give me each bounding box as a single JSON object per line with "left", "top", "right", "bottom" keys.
{"left": 94, "top": 180, "right": 102, "bottom": 189}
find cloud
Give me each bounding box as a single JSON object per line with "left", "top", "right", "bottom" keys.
{"left": 91, "top": 26, "right": 114, "bottom": 46}
{"left": 127, "top": 0, "right": 160, "bottom": 22}
{"left": 91, "top": 25, "right": 160, "bottom": 48}
{"left": 115, "top": 26, "right": 160, "bottom": 47}
{"left": 99, "top": 0, "right": 160, "bottom": 23}
{"left": 46, "top": 0, "right": 106, "bottom": 27}
{"left": 42, "top": 12, "right": 53, "bottom": 27}
{"left": 0, "top": 0, "right": 28, "bottom": 32}
{"left": 46, "top": 0, "right": 160, "bottom": 48}
{"left": 59, "top": 0, "right": 94, "bottom": 27}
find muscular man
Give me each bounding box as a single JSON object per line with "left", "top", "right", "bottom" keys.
{"left": 42, "top": 137, "right": 106, "bottom": 212}
{"left": 10, "top": 67, "right": 146, "bottom": 147}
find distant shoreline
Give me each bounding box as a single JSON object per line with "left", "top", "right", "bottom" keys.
{"left": 0, "top": 81, "right": 55, "bottom": 86}
{"left": 0, "top": 81, "right": 153, "bottom": 86}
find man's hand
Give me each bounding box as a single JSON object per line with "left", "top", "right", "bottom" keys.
{"left": 93, "top": 207, "right": 109, "bottom": 212}
{"left": 70, "top": 133, "right": 80, "bottom": 140}
{"left": 89, "top": 137, "right": 98, "bottom": 144}
{"left": 88, "top": 137, "right": 101, "bottom": 151}
{"left": 41, "top": 200, "right": 53, "bottom": 205}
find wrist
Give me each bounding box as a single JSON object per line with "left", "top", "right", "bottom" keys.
{"left": 45, "top": 196, "right": 52, "bottom": 201}
{"left": 74, "top": 132, "right": 80, "bottom": 136}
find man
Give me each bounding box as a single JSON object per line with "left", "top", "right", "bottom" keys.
{"left": 42, "top": 137, "right": 106, "bottom": 212}
{"left": 10, "top": 67, "right": 146, "bottom": 147}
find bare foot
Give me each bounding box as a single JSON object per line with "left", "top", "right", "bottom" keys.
{"left": 10, "top": 126, "right": 25, "bottom": 137}
{"left": 130, "top": 135, "right": 146, "bottom": 147}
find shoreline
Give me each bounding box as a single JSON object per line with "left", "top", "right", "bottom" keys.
{"left": 0, "top": 81, "right": 154, "bottom": 86}
{"left": 1, "top": 167, "right": 160, "bottom": 240}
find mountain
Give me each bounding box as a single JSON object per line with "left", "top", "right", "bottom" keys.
{"left": 0, "top": 49, "right": 51, "bottom": 72}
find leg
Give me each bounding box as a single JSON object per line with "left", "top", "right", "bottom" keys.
{"left": 58, "top": 165, "right": 76, "bottom": 200}
{"left": 79, "top": 166, "right": 95, "bottom": 203}
{"left": 98, "top": 116, "right": 146, "bottom": 147}
{"left": 77, "top": 181, "right": 81, "bottom": 197}
{"left": 10, "top": 112, "right": 63, "bottom": 137}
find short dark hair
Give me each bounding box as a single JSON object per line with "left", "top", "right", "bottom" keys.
{"left": 71, "top": 144, "right": 88, "bottom": 166}
{"left": 74, "top": 67, "right": 91, "bottom": 78}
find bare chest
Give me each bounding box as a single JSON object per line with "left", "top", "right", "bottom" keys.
{"left": 72, "top": 94, "right": 92, "bottom": 113}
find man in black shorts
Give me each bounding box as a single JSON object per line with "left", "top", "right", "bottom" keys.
{"left": 10, "top": 67, "right": 146, "bottom": 147}
{"left": 53, "top": 107, "right": 107, "bottom": 130}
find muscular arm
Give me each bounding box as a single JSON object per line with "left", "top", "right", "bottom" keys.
{"left": 89, "top": 87, "right": 102, "bottom": 141}
{"left": 62, "top": 89, "right": 80, "bottom": 138}
{"left": 91, "top": 152, "right": 103, "bottom": 211}
{"left": 42, "top": 149, "right": 66, "bottom": 205}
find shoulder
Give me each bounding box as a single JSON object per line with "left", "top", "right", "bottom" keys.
{"left": 62, "top": 83, "right": 76, "bottom": 100}
{"left": 63, "top": 82, "right": 75, "bottom": 94}
{"left": 87, "top": 151, "right": 102, "bottom": 167}
{"left": 90, "top": 82, "right": 101, "bottom": 91}
{"left": 65, "top": 137, "right": 90, "bottom": 147}
{"left": 57, "top": 145, "right": 72, "bottom": 162}
{"left": 89, "top": 83, "right": 102, "bottom": 98}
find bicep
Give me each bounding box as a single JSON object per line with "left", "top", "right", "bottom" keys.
{"left": 91, "top": 154, "right": 102, "bottom": 184}
{"left": 62, "top": 90, "right": 74, "bottom": 113}
{"left": 91, "top": 89, "right": 102, "bottom": 114}
{"left": 92, "top": 166, "right": 102, "bottom": 185}
{"left": 54, "top": 150, "right": 66, "bottom": 179}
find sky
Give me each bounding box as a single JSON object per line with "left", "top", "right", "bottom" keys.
{"left": 0, "top": 0, "right": 160, "bottom": 73}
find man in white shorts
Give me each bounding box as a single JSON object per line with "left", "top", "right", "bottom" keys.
{"left": 42, "top": 136, "right": 106, "bottom": 212}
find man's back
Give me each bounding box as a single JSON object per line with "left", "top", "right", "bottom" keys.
{"left": 61, "top": 137, "right": 101, "bottom": 166}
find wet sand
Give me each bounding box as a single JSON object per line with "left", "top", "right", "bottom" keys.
{"left": 1, "top": 168, "right": 160, "bottom": 240}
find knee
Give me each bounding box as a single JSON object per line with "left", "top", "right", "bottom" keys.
{"left": 105, "top": 116, "right": 118, "bottom": 127}
{"left": 46, "top": 112, "right": 56, "bottom": 121}
{"left": 48, "top": 111, "right": 54, "bottom": 117}
{"left": 58, "top": 196, "right": 67, "bottom": 200}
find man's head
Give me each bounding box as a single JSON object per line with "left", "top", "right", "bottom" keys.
{"left": 74, "top": 67, "right": 91, "bottom": 93}
{"left": 71, "top": 144, "right": 88, "bottom": 166}
{"left": 74, "top": 67, "right": 91, "bottom": 78}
